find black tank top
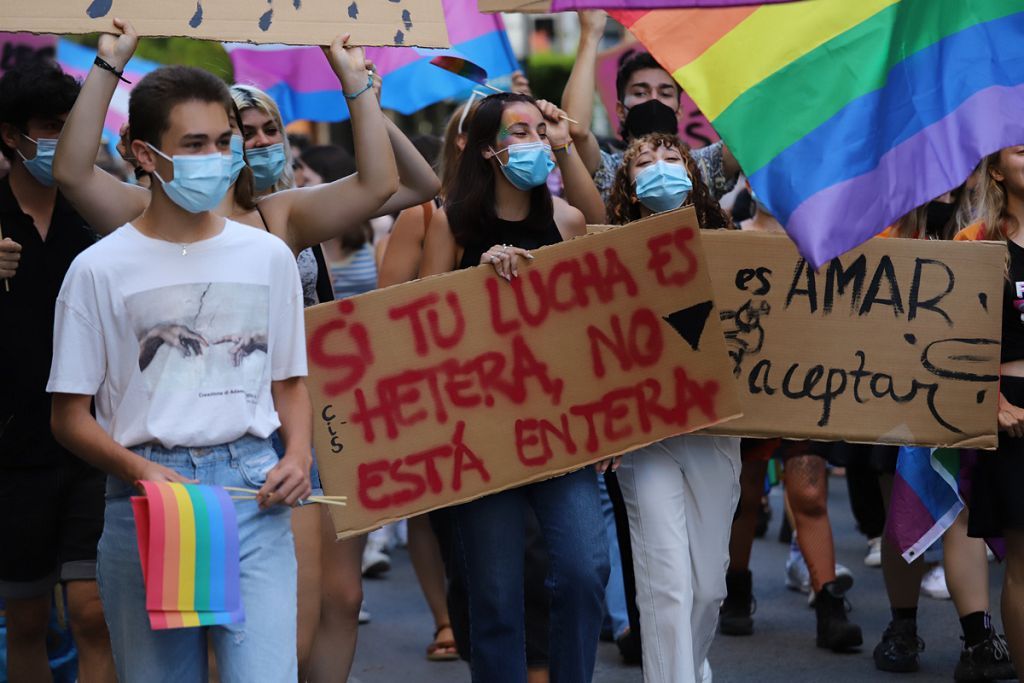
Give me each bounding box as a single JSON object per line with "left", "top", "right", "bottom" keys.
{"left": 1003, "top": 240, "right": 1024, "bottom": 363}
{"left": 458, "top": 216, "right": 563, "bottom": 270}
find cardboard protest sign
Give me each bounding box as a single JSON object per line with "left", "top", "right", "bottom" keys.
{"left": 1, "top": 0, "right": 449, "bottom": 47}
{"left": 697, "top": 231, "right": 1004, "bottom": 448}
{"left": 477, "top": 0, "right": 552, "bottom": 13}
{"left": 306, "top": 208, "right": 741, "bottom": 537}
{"left": 0, "top": 32, "right": 57, "bottom": 76}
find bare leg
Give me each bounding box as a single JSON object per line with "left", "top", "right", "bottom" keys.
{"left": 729, "top": 458, "right": 769, "bottom": 572}
{"left": 5, "top": 594, "right": 53, "bottom": 683}
{"left": 293, "top": 504, "right": 323, "bottom": 680}
{"left": 1001, "top": 531, "right": 1024, "bottom": 668}
{"left": 527, "top": 666, "right": 550, "bottom": 683}
{"left": 407, "top": 514, "right": 456, "bottom": 658}
{"left": 785, "top": 455, "right": 835, "bottom": 592}
{"left": 878, "top": 475, "right": 927, "bottom": 610}
{"left": 309, "top": 505, "right": 366, "bottom": 683}
{"left": 65, "top": 580, "right": 115, "bottom": 683}
{"left": 944, "top": 507, "right": 990, "bottom": 617}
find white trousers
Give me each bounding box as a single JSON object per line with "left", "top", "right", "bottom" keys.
{"left": 617, "top": 434, "right": 741, "bottom": 683}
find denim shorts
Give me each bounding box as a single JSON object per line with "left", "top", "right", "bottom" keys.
{"left": 97, "top": 434, "right": 297, "bottom": 682}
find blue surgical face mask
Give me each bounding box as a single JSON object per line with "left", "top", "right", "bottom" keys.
{"left": 228, "top": 134, "right": 245, "bottom": 186}
{"left": 18, "top": 135, "right": 57, "bottom": 187}
{"left": 147, "top": 143, "right": 231, "bottom": 213}
{"left": 491, "top": 141, "right": 555, "bottom": 191}
{"left": 246, "top": 142, "right": 287, "bottom": 191}
{"left": 635, "top": 160, "right": 692, "bottom": 214}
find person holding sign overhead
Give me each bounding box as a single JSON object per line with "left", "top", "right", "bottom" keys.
{"left": 419, "top": 91, "right": 609, "bottom": 683}
{"left": 604, "top": 131, "right": 741, "bottom": 683}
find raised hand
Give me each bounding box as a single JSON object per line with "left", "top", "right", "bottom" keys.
{"left": 97, "top": 17, "right": 139, "bottom": 70}
{"left": 324, "top": 34, "right": 371, "bottom": 95}
{"left": 535, "top": 99, "right": 571, "bottom": 148}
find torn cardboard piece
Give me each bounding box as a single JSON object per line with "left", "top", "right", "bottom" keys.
{"left": 697, "top": 230, "right": 1002, "bottom": 448}
{"left": 306, "top": 207, "right": 740, "bottom": 537}
{"left": 1, "top": 0, "right": 449, "bottom": 47}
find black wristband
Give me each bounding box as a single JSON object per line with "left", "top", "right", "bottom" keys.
{"left": 94, "top": 56, "right": 132, "bottom": 85}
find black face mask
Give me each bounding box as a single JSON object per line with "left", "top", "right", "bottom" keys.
{"left": 622, "top": 99, "right": 678, "bottom": 140}
{"left": 927, "top": 201, "right": 956, "bottom": 237}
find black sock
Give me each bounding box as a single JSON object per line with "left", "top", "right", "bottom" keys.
{"left": 892, "top": 607, "right": 918, "bottom": 623}
{"left": 960, "top": 611, "right": 992, "bottom": 648}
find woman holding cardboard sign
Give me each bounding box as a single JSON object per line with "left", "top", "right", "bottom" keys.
{"left": 954, "top": 145, "right": 1024, "bottom": 674}
{"left": 419, "top": 91, "right": 610, "bottom": 683}
{"left": 605, "top": 132, "right": 743, "bottom": 683}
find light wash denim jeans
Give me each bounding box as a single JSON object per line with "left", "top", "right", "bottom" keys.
{"left": 454, "top": 467, "right": 610, "bottom": 683}
{"left": 97, "top": 434, "right": 297, "bottom": 682}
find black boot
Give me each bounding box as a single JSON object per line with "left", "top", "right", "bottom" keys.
{"left": 814, "top": 580, "right": 862, "bottom": 652}
{"left": 954, "top": 631, "right": 1016, "bottom": 681}
{"left": 719, "top": 569, "right": 755, "bottom": 636}
{"left": 873, "top": 618, "right": 924, "bottom": 673}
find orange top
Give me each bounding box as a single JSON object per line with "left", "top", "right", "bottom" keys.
{"left": 953, "top": 222, "right": 985, "bottom": 241}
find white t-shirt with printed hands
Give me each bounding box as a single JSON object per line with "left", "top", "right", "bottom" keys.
{"left": 47, "top": 219, "right": 307, "bottom": 449}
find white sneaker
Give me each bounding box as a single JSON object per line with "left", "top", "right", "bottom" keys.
{"left": 362, "top": 540, "right": 391, "bottom": 578}
{"left": 921, "top": 564, "right": 950, "bottom": 600}
{"left": 865, "top": 537, "right": 882, "bottom": 567}
{"left": 358, "top": 601, "right": 372, "bottom": 624}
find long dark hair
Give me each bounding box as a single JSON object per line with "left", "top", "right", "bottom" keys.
{"left": 444, "top": 92, "right": 554, "bottom": 248}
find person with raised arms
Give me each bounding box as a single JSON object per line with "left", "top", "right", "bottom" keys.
{"left": 45, "top": 19, "right": 390, "bottom": 682}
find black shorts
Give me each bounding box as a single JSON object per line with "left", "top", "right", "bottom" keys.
{"left": 0, "top": 458, "right": 105, "bottom": 599}
{"left": 828, "top": 442, "right": 899, "bottom": 474}
{"left": 969, "top": 376, "right": 1024, "bottom": 539}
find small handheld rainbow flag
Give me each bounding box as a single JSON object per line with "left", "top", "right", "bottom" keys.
{"left": 132, "top": 481, "right": 244, "bottom": 630}
{"left": 429, "top": 55, "right": 502, "bottom": 93}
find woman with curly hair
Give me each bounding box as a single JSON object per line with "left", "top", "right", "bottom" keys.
{"left": 605, "top": 131, "right": 741, "bottom": 683}
{"left": 606, "top": 132, "right": 731, "bottom": 230}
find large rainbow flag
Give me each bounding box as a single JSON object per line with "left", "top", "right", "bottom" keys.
{"left": 552, "top": 0, "right": 796, "bottom": 8}
{"left": 613, "top": 1, "right": 1024, "bottom": 266}
{"left": 227, "top": 0, "right": 518, "bottom": 123}
{"left": 132, "top": 481, "right": 243, "bottom": 630}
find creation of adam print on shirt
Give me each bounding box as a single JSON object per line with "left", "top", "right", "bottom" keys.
{"left": 128, "top": 282, "right": 269, "bottom": 404}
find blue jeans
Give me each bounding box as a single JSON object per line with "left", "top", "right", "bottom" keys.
{"left": 96, "top": 435, "right": 297, "bottom": 682}
{"left": 454, "top": 468, "right": 609, "bottom": 683}
{"left": 597, "top": 473, "right": 629, "bottom": 638}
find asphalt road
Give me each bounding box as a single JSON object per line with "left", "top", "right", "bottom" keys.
{"left": 349, "top": 475, "right": 1005, "bottom": 683}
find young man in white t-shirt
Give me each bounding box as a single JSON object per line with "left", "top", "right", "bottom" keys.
{"left": 47, "top": 29, "right": 312, "bottom": 681}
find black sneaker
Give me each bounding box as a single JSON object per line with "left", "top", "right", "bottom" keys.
{"left": 720, "top": 569, "right": 756, "bottom": 636}
{"left": 873, "top": 618, "right": 924, "bottom": 673}
{"left": 814, "top": 580, "right": 862, "bottom": 652}
{"left": 954, "top": 632, "right": 1016, "bottom": 681}
{"left": 616, "top": 627, "right": 642, "bottom": 666}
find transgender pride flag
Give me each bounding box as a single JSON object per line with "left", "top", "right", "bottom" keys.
{"left": 226, "top": 0, "right": 518, "bottom": 123}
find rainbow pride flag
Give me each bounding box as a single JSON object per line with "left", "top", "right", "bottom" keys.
{"left": 131, "top": 481, "right": 243, "bottom": 630}
{"left": 613, "top": 1, "right": 1024, "bottom": 266}
{"left": 552, "top": 0, "right": 796, "bottom": 9}
{"left": 227, "top": 0, "right": 518, "bottom": 123}
{"left": 887, "top": 447, "right": 962, "bottom": 562}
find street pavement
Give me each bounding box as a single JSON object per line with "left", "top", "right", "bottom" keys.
{"left": 349, "top": 474, "right": 1005, "bottom": 683}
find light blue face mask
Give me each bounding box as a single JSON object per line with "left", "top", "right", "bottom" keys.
{"left": 246, "top": 142, "right": 287, "bottom": 191}
{"left": 18, "top": 135, "right": 57, "bottom": 187}
{"left": 228, "top": 134, "right": 245, "bottom": 186}
{"left": 147, "top": 143, "right": 231, "bottom": 213}
{"left": 635, "top": 160, "right": 693, "bottom": 214}
{"left": 491, "top": 141, "right": 556, "bottom": 191}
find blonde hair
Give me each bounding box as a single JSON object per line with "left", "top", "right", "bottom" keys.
{"left": 975, "top": 151, "right": 1017, "bottom": 242}
{"left": 230, "top": 83, "right": 295, "bottom": 193}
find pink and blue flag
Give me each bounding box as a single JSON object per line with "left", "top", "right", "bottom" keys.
{"left": 227, "top": 0, "right": 518, "bottom": 122}
{"left": 57, "top": 38, "right": 158, "bottom": 147}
